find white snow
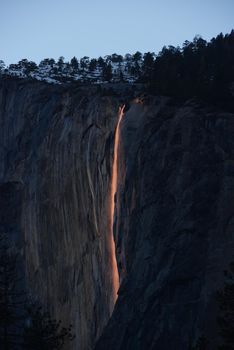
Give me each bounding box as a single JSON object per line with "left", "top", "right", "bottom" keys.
{"left": 1, "top": 55, "right": 144, "bottom": 85}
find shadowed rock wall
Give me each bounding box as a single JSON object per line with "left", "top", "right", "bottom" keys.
{"left": 96, "top": 97, "right": 234, "bottom": 349}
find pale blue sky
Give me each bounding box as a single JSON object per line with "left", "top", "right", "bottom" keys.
{"left": 1, "top": 0, "right": 234, "bottom": 65}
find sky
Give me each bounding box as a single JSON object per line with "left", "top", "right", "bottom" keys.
{"left": 1, "top": 0, "right": 234, "bottom": 65}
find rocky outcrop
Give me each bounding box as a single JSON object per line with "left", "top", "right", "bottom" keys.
{"left": 1, "top": 78, "right": 234, "bottom": 350}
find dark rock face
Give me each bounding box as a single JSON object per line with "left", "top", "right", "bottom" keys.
{"left": 1, "top": 78, "right": 234, "bottom": 350}
{"left": 96, "top": 98, "right": 234, "bottom": 349}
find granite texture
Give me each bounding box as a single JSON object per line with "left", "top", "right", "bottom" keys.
{"left": 0, "top": 78, "right": 119, "bottom": 350}
{"left": 1, "top": 78, "right": 234, "bottom": 350}
{"left": 96, "top": 97, "right": 234, "bottom": 349}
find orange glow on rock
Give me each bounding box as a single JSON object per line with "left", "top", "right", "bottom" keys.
{"left": 110, "top": 104, "right": 125, "bottom": 304}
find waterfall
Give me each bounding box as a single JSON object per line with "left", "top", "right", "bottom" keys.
{"left": 109, "top": 104, "right": 125, "bottom": 305}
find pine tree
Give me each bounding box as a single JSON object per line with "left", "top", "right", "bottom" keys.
{"left": 70, "top": 57, "right": 79, "bottom": 72}
{"left": 80, "top": 56, "right": 89, "bottom": 70}
{"left": 57, "top": 57, "right": 65, "bottom": 73}
{"left": 110, "top": 53, "right": 123, "bottom": 63}
{"left": 17, "top": 59, "right": 37, "bottom": 75}
{"left": 0, "top": 60, "right": 6, "bottom": 73}
{"left": 133, "top": 51, "right": 142, "bottom": 62}
{"left": 217, "top": 262, "right": 234, "bottom": 349}
{"left": 143, "top": 52, "right": 154, "bottom": 70}
{"left": 89, "top": 59, "right": 97, "bottom": 71}
{"left": 0, "top": 233, "right": 75, "bottom": 350}
{"left": 190, "top": 336, "right": 209, "bottom": 350}
{"left": 102, "top": 63, "right": 113, "bottom": 82}
{"left": 97, "top": 57, "right": 105, "bottom": 68}
{"left": 0, "top": 233, "right": 25, "bottom": 350}
{"left": 23, "top": 302, "right": 74, "bottom": 350}
{"left": 39, "top": 58, "right": 55, "bottom": 68}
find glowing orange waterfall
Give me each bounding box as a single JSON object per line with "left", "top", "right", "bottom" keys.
{"left": 110, "top": 104, "right": 125, "bottom": 304}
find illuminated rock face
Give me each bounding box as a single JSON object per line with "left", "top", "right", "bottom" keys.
{"left": 0, "top": 78, "right": 121, "bottom": 350}
{"left": 1, "top": 79, "right": 234, "bottom": 350}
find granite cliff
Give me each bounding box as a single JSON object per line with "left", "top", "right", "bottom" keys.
{"left": 96, "top": 97, "right": 234, "bottom": 349}
{"left": 0, "top": 78, "right": 234, "bottom": 349}
{"left": 0, "top": 78, "right": 121, "bottom": 350}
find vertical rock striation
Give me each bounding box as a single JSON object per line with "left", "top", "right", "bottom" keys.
{"left": 0, "top": 78, "right": 121, "bottom": 350}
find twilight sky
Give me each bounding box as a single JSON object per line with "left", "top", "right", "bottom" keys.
{"left": 1, "top": 0, "right": 234, "bottom": 65}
